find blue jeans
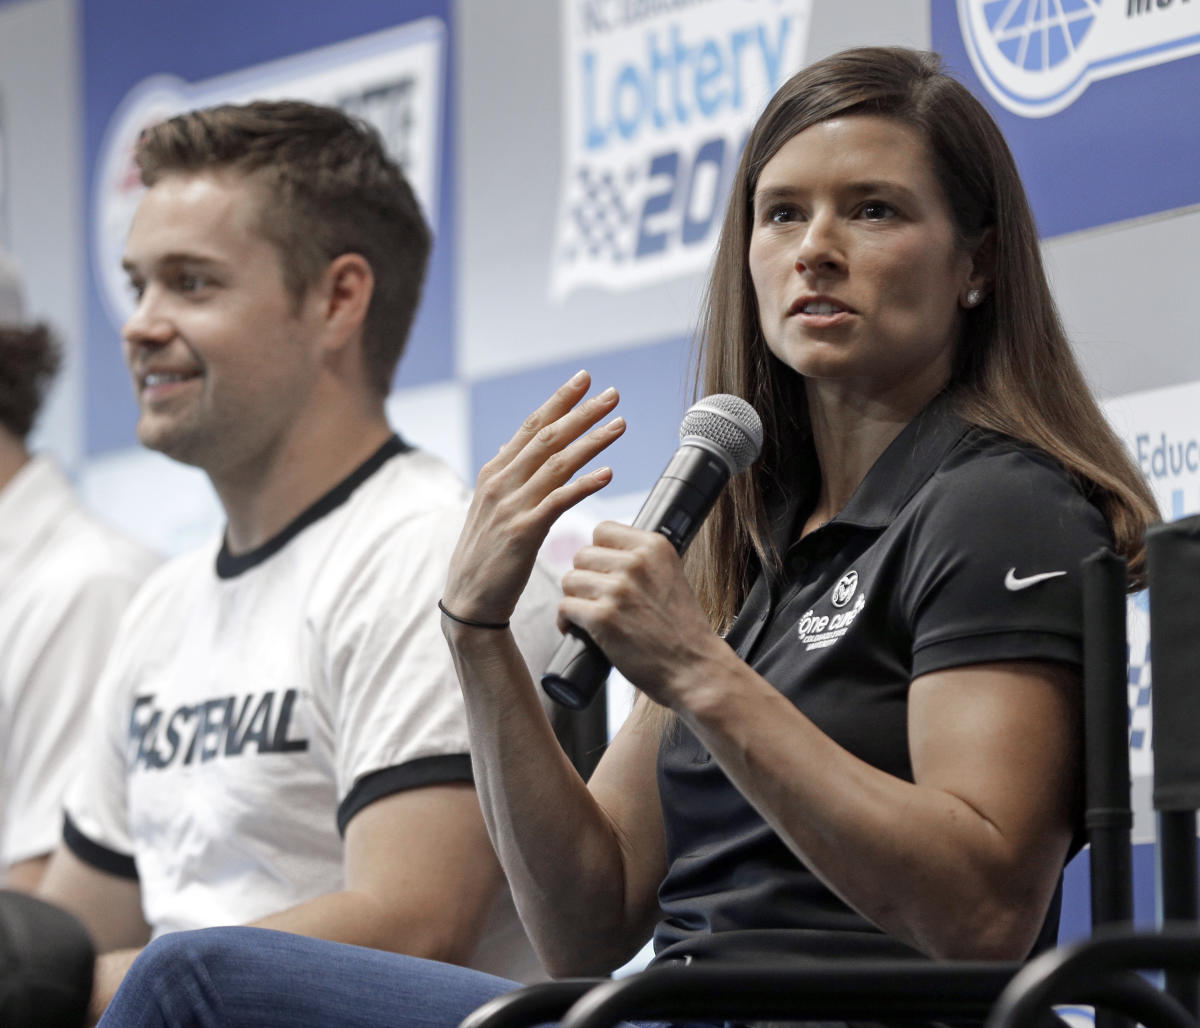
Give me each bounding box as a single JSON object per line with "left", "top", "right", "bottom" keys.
{"left": 98, "top": 927, "right": 528, "bottom": 1028}
{"left": 97, "top": 926, "right": 874, "bottom": 1028}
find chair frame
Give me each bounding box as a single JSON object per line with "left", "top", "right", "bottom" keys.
{"left": 987, "top": 924, "right": 1200, "bottom": 1028}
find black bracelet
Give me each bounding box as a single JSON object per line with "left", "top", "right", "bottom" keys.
{"left": 437, "top": 599, "right": 510, "bottom": 630}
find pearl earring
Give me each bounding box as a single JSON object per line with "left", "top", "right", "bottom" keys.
{"left": 965, "top": 289, "right": 983, "bottom": 307}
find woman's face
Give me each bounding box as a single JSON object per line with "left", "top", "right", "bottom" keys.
{"left": 747, "top": 114, "right": 983, "bottom": 405}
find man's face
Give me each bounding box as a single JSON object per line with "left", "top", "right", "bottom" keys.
{"left": 121, "top": 170, "right": 324, "bottom": 477}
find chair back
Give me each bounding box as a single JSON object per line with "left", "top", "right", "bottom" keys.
{"left": 1147, "top": 514, "right": 1200, "bottom": 1014}
{"left": 1082, "top": 548, "right": 1135, "bottom": 932}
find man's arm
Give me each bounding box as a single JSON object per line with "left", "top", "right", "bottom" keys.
{"left": 37, "top": 843, "right": 150, "bottom": 1023}
{"left": 37, "top": 846, "right": 149, "bottom": 952}
{"left": 253, "top": 782, "right": 506, "bottom": 960}
{"left": 3, "top": 854, "right": 49, "bottom": 891}
{"left": 79, "top": 782, "right": 506, "bottom": 1019}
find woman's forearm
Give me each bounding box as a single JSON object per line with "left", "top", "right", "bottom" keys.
{"left": 445, "top": 622, "right": 663, "bottom": 976}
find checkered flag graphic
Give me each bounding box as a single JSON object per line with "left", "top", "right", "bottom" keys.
{"left": 559, "top": 163, "right": 637, "bottom": 266}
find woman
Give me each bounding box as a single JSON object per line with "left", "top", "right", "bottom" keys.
{"left": 97, "top": 47, "right": 1156, "bottom": 1027}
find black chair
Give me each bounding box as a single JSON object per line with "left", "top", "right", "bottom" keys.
{"left": 0, "top": 889, "right": 94, "bottom": 1028}
{"left": 462, "top": 547, "right": 1179, "bottom": 1028}
{"left": 982, "top": 513, "right": 1200, "bottom": 1028}
{"left": 986, "top": 924, "right": 1200, "bottom": 1028}
{"left": 1145, "top": 515, "right": 1200, "bottom": 1015}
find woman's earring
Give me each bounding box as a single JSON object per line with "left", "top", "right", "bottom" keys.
{"left": 965, "top": 289, "right": 983, "bottom": 308}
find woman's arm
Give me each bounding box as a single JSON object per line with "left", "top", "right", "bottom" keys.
{"left": 685, "top": 654, "right": 1078, "bottom": 959}
{"left": 561, "top": 523, "right": 1080, "bottom": 961}
{"left": 441, "top": 373, "right": 668, "bottom": 976}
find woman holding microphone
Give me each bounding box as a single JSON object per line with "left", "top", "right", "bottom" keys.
{"left": 98, "top": 46, "right": 1156, "bottom": 1028}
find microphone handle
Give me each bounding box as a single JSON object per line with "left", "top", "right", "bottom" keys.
{"left": 541, "top": 445, "right": 732, "bottom": 710}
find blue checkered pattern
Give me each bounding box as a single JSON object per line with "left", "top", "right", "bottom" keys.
{"left": 1127, "top": 593, "right": 1153, "bottom": 755}
{"left": 560, "top": 163, "right": 636, "bottom": 264}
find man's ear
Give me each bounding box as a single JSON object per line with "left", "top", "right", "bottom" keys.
{"left": 318, "top": 253, "right": 374, "bottom": 351}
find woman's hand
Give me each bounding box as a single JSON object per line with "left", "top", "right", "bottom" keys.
{"left": 558, "top": 522, "right": 728, "bottom": 709}
{"left": 442, "top": 370, "right": 625, "bottom": 625}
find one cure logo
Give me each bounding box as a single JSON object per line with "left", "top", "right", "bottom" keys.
{"left": 957, "top": 0, "right": 1200, "bottom": 117}
{"left": 553, "top": 0, "right": 811, "bottom": 298}
{"left": 797, "top": 570, "right": 866, "bottom": 652}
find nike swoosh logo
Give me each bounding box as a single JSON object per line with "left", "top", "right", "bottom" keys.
{"left": 1005, "top": 568, "right": 1067, "bottom": 591}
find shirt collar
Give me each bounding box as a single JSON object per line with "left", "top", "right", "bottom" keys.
{"left": 214, "top": 433, "right": 411, "bottom": 579}
{"left": 830, "top": 391, "right": 970, "bottom": 531}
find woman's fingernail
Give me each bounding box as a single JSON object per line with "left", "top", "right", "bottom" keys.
{"left": 598, "top": 386, "right": 618, "bottom": 401}
{"left": 569, "top": 369, "right": 588, "bottom": 385}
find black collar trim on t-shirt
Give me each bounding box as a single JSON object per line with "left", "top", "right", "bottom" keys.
{"left": 215, "top": 434, "right": 412, "bottom": 579}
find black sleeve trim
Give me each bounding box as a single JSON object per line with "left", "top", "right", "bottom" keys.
{"left": 63, "top": 812, "right": 139, "bottom": 881}
{"left": 337, "top": 754, "right": 474, "bottom": 836}
{"left": 911, "top": 630, "right": 1081, "bottom": 680}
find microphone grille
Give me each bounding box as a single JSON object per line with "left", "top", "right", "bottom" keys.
{"left": 680, "top": 394, "right": 763, "bottom": 475}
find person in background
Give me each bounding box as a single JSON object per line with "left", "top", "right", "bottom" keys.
{"left": 36, "top": 100, "right": 561, "bottom": 1021}
{"left": 0, "top": 245, "right": 158, "bottom": 893}
{"left": 95, "top": 47, "right": 1158, "bottom": 1028}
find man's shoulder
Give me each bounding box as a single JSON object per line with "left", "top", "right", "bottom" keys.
{"left": 272, "top": 447, "right": 471, "bottom": 616}
{"left": 115, "top": 537, "right": 218, "bottom": 613}
{"left": 328, "top": 445, "right": 472, "bottom": 549}
{"left": 365, "top": 445, "right": 471, "bottom": 515}
{"left": 43, "top": 506, "right": 161, "bottom": 586}
{"left": 10, "top": 509, "right": 161, "bottom": 623}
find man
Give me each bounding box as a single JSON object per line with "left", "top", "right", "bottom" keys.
{"left": 37, "top": 101, "right": 562, "bottom": 1016}
{"left": 0, "top": 246, "right": 157, "bottom": 891}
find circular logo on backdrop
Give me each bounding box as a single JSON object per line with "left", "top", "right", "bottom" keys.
{"left": 958, "top": 0, "right": 1200, "bottom": 118}
{"left": 831, "top": 571, "right": 858, "bottom": 609}
{"left": 986, "top": 0, "right": 1098, "bottom": 72}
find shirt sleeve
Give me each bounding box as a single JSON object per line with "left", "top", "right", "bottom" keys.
{"left": 2, "top": 571, "right": 145, "bottom": 868}
{"left": 325, "top": 503, "right": 566, "bottom": 834}
{"left": 902, "top": 446, "right": 1114, "bottom": 679}
{"left": 325, "top": 511, "right": 470, "bottom": 833}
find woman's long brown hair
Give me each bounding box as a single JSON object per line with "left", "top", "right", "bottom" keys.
{"left": 685, "top": 47, "right": 1158, "bottom": 631}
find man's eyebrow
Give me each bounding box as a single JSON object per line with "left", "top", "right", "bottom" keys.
{"left": 121, "top": 253, "right": 224, "bottom": 275}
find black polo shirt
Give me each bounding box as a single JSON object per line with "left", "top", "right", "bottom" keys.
{"left": 653, "top": 395, "right": 1110, "bottom": 963}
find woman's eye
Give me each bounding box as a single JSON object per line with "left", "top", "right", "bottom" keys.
{"left": 766, "top": 204, "right": 799, "bottom": 224}
{"left": 860, "top": 202, "right": 895, "bottom": 221}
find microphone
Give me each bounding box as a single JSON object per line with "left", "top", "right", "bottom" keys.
{"left": 541, "top": 394, "right": 763, "bottom": 710}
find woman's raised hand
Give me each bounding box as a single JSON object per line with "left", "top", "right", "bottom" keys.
{"left": 442, "top": 370, "right": 625, "bottom": 626}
